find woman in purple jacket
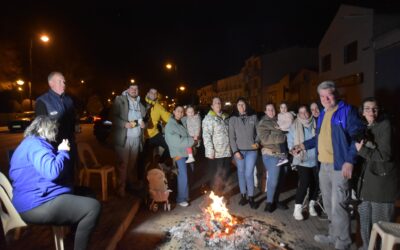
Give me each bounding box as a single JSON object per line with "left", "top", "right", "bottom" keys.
{"left": 10, "top": 116, "right": 100, "bottom": 250}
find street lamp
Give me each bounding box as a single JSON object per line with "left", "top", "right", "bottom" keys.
{"left": 179, "top": 86, "right": 186, "bottom": 91}
{"left": 29, "top": 33, "right": 50, "bottom": 110}
{"left": 130, "top": 79, "right": 135, "bottom": 83}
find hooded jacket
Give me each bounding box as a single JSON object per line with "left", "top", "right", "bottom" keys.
{"left": 110, "top": 92, "right": 146, "bottom": 147}
{"left": 257, "top": 115, "right": 286, "bottom": 155}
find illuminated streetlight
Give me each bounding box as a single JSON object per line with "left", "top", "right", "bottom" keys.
{"left": 29, "top": 33, "right": 51, "bottom": 110}
{"left": 165, "top": 96, "right": 169, "bottom": 99}
{"left": 179, "top": 86, "right": 186, "bottom": 91}
{"left": 130, "top": 79, "right": 135, "bottom": 83}
{"left": 107, "top": 98, "right": 111, "bottom": 102}
{"left": 81, "top": 80, "right": 85, "bottom": 84}
{"left": 40, "top": 35, "right": 50, "bottom": 43}
{"left": 16, "top": 80, "right": 25, "bottom": 86}
{"left": 165, "top": 63, "right": 173, "bottom": 70}
{"left": 17, "top": 86, "right": 23, "bottom": 91}
{"left": 112, "top": 91, "right": 115, "bottom": 95}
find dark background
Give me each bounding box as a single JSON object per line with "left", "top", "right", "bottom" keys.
{"left": 1, "top": 0, "right": 399, "bottom": 100}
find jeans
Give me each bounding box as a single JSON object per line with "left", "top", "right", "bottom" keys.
{"left": 319, "top": 163, "right": 351, "bottom": 249}
{"left": 20, "top": 194, "right": 101, "bottom": 250}
{"left": 175, "top": 157, "right": 189, "bottom": 203}
{"left": 262, "top": 154, "right": 285, "bottom": 203}
{"left": 234, "top": 151, "right": 258, "bottom": 197}
{"left": 209, "top": 157, "right": 232, "bottom": 195}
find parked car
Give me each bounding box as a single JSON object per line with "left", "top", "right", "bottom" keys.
{"left": 93, "top": 107, "right": 112, "bottom": 142}
{"left": 8, "top": 111, "right": 35, "bottom": 132}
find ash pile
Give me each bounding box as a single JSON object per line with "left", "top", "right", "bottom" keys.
{"left": 160, "top": 214, "right": 290, "bottom": 250}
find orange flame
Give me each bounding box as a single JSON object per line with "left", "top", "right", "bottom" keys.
{"left": 203, "top": 191, "right": 237, "bottom": 237}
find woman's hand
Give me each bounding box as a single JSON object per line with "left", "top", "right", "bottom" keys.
{"left": 234, "top": 152, "right": 243, "bottom": 160}
{"left": 355, "top": 140, "right": 364, "bottom": 152}
{"left": 58, "top": 139, "right": 71, "bottom": 151}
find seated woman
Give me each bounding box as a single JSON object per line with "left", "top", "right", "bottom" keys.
{"left": 355, "top": 97, "right": 397, "bottom": 250}
{"left": 165, "top": 105, "right": 195, "bottom": 207}
{"left": 9, "top": 116, "right": 101, "bottom": 250}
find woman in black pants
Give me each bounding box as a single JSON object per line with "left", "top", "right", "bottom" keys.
{"left": 287, "top": 105, "right": 318, "bottom": 220}
{"left": 9, "top": 116, "right": 101, "bottom": 250}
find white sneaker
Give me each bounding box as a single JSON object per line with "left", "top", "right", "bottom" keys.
{"left": 276, "top": 158, "right": 289, "bottom": 167}
{"left": 185, "top": 155, "right": 195, "bottom": 163}
{"left": 309, "top": 200, "right": 318, "bottom": 216}
{"left": 178, "top": 201, "right": 189, "bottom": 207}
{"left": 293, "top": 204, "right": 304, "bottom": 220}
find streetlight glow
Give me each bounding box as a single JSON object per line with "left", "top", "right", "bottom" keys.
{"left": 179, "top": 86, "right": 186, "bottom": 91}
{"left": 165, "top": 63, "right": 172, "bottom": 70}
{"left": 16, "top": 80, "right": 25, "bottom": 85}
{"left": 130, "top": 79, "right": 135, "bottom": 83}
{"left": 40, "top": 35, "right": 50, "bottom": 43}
{"left": 17, "top": 86, "right": 23, "bottom": 91}
{"left": 81, "top": 80, "right": 85, "bottom": 84}
{"left": 112, "top": 91, "right": 115, "bottom": 95}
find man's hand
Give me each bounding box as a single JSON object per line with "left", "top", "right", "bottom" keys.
{"left": 342, "top": 162, "right": 353, "bottom": 179}
{"left": 58, "top": 139, "right": 70, "bottom": 151}
{"left": 139, "top": 120, "right": 145, "bottom": 129}
{"left": 355, "top": 140, "right": 364, "bottom": 152}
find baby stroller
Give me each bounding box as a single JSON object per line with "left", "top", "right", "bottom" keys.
{"left": 146, "top": 167, "right": 172, "bottom": 212}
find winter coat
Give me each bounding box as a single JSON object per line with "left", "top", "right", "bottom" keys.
{"left": 144, "top": 97, "right": 171, "bottom": 139}
{"left": 165, "top": 118, "right": 194, "bottom": 158}
{"left": 287, "top": 120, "right": 317, "bottom": 167}
{"left": 303, "top": 101, "right": 364, "bottom": 170}
{"left": 228, "top": 114, "right": 259, "bottom": 153}
{"left": 9, "top": 136, "right": 71, "bottom": 213}
{"left": 358, "top": 119, "right": 397, "bottom": 203}
{"left": 257, "top": 115, "right": 286, "bottom": 155}
{"left": 111, "top": 94, "right": 146, "bottom": 147}
{"left": 202, "top": 110, "right": 231, "bottom": 159}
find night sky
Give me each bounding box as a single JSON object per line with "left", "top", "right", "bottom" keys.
{"left": 1, "top": 0, "right": 398, "bottom": 98}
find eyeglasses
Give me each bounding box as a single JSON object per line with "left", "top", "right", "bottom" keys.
{"left": 363, "top": 107, "right": 379, "bottom": 112}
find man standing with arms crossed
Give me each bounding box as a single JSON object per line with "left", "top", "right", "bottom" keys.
{"left": 296, "top": 81, "right": 363, "bottom": 250}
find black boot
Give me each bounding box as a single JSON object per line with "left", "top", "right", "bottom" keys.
{"left": 238, "top": 194, "right": 248, "bottom": 206}
{"left": 248, "top": 196, "right": 257, "bottom": 209}
{"left": 264, "top": 202, "right": 276, "bottom": 213}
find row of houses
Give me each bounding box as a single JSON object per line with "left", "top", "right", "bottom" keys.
{"left": 197, "top": 4, "right": 400, "bottom": 117}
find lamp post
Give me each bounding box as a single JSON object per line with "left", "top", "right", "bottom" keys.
{"left": 29, "top": 34, "right": 50, "bottom": 110}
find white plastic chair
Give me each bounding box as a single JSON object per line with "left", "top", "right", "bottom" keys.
{"left": 368, "top": 221, "right": 400, "bottom": 250}
{"left": 77, "top": 142, "right": 116, "bottom": 201}
{"left": 0, "top": 171, "right": 65, "bottom": 250}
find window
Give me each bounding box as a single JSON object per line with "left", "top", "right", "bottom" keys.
{"left": 344, "top": 41, "right": 358, "bottom": 64}
{"left": 321, "top": 54, "right": 331, "bottom": 72}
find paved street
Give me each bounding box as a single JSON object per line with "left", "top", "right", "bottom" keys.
{"left": 1, "top": 124, "right": 399, "bottom": 249}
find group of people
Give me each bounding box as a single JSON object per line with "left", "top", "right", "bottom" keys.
{"left": 7, "top": 71, "right": 397, "bottom": 250}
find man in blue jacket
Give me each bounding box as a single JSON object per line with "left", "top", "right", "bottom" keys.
{"left": 297, "top": 81, "right": 363, "bottom": 250}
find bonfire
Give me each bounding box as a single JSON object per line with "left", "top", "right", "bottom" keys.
{"left": 162, "top": 192, "right": 291, "bottom": 249}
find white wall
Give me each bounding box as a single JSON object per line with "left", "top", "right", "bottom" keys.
{"left": 319, "top": 5, "right": 375, "bottom": 98}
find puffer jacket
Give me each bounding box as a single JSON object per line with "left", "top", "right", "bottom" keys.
{"left": 202, "top": 110, "right": 231, "bottom": 158}
{"left": 257, "top": 115, "right": 286, "bottom": 155}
